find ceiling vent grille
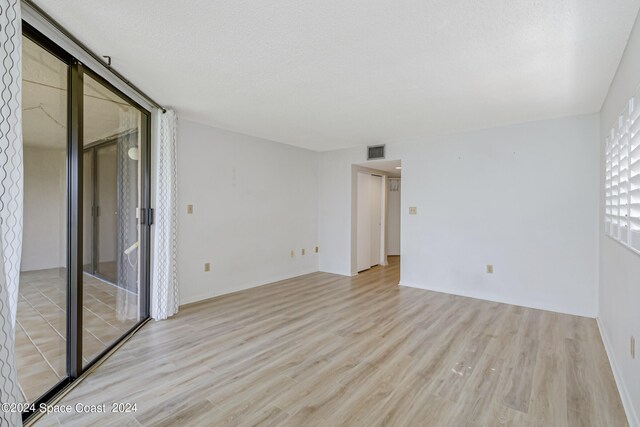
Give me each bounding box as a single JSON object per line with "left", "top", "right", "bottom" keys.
{"left": 367, "top": 144, "right": 385, "bottom": 160}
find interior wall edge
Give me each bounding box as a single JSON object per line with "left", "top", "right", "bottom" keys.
{"left": 179, "top": 268, "right": 319, "bottom": 306}
{"left": 399, "top": 281, "right": 596, "bottom": 319}
{"left": 597, "top": 317, "right": 640, "bottom": 427}
{"left": 597, "top": 5, "right": 640, "bottom": 424}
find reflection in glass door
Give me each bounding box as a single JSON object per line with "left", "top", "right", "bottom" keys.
{"left": 83, "top": 150, "right": 93, "bottom": 276}
{"left": 82, "top": 73, "right": 143, "bottom": 365}
{"left": 84, "top": 142, "right": 119, "bottom": 284}
{"left": 95, "top": 143, "right": 118, "bottom": 283}
{"left": 17, "top": 34, "right": 68, "bottom": 404}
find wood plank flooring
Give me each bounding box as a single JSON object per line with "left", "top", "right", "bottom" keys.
{"left": 34, "top": 257, "right": 627, "bottom": 426}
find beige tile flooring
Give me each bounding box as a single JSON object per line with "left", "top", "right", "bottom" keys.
{"left": 84, "top": 261, "right": 118, "bottom": 285}
{"left": 16, "top": 268, "right": 138, "bottom": 404}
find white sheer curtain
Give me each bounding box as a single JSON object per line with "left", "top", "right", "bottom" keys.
{"left": 116, "top": 109, "right": 138, "bottom": 321}
{"left": 151, "top": 110, "right": 179, "bottom": 320}
{"left": 0, "top": 0, "right": 24, "bottom": 424}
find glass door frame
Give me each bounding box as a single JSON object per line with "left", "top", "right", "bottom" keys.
{"left": 22, "top": 21, "right": 152, "bottom": 422}
{"left": 83, "top": 138, "right": 121, "bottom": 285}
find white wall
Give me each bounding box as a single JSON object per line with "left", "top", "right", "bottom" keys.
{"left": 387, "top": 179, "right": 401, "bottom": 256}
{"left": 21, "top": 146, "right": 66, "bottom": 271}
{"left": 177, "top": 119, "right": 319, "bottom": 304}
{"left": 598, "top": 12, "right": 640, "bottom": 427}
{"left": 319, "top": 114, "right": 599, "bottom": 317}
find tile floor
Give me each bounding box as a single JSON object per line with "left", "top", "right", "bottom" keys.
{"left": 15, "top": 268, "right": 138, "bottom": 404}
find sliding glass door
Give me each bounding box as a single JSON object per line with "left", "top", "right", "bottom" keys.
{"left": 81, "top": 73, "right": 145, "bottom": 365}
{"left": 18, "top": 23, "right": 151, "bottom": 419}
{"left": 19, "top": 32, "right": 69, "bottom": 406}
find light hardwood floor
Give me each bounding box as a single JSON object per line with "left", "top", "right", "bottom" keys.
{"left": 34, "top": 257, "right": 627, "bottom": 426}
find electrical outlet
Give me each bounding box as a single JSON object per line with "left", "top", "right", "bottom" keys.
{"left": 315, "top": 246, "right": 319, "bottom": 253}
{"left": 204, "top": 262, "right": 210, "bottom": 272}
{"left": 486, "top": 264, "right": 493, "bottom": 274}
{"left": 409, "top": 206, "right": 417, "bottom": 215}
{"left": 187, "top": 204, "right": 194, "bottom": 214}
{"left": 301, "top": 249, "right": 305, "bottom": 256}
{"left": 290, "top": 250, "right": 295, "bottom": 258}
{"left": 632, "top": 336, "right": 636, "bottom": 359}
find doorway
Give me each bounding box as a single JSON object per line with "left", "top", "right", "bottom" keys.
{"left": 353, "top": 159, "right": 402, "bottom": 274}
{"left": 387, "top": 177, "right": 401, "bottom": 257}
{"left": 357, "top": 172, "right": 385, "bottom": 272}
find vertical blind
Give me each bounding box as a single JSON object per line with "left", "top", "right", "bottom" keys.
{"left": 605, "top": 86, "right": 640, "bottom": 252}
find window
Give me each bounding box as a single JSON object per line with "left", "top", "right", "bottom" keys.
{"left": 605, "top": 87, "right": 640, "bottom": 253}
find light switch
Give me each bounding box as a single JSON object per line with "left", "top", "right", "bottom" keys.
{"left": 315, "top": 246, "right": 319, "bottom": 253}
{"left": 409, "top": 206, "right": 417, "bottom": 215}
{"left": 187, "top": 204, "right": 194, "bottom": 214}
{"left": 301, "top": 249, "right": 305, "bottom": 256}
{"left": 486, "top": 264, "right": 494, "bottom": 274}
{"left": 204, "top": 262, "right": 211, "bottom": 272}
{"left": 290, "top": 250, "right": 295, "bottom": 258}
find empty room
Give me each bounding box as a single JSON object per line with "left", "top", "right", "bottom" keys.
{"left": 0, "top": 0, "right": 639, "bottom": 426}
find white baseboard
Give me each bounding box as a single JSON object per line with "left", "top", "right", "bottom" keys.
{"left": 399, "top": 282, "right": 636, "bottom": 425}
{"left": 597, "top": 317, "right": 639, "bottom": 427}
{"left": 180, "top": 269, "right": 319, "bottom": 306}
{"left": 398, "top": 281, "right": 594, "bottom": 318}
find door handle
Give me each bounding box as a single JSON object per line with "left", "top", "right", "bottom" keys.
{"left": 140, "top": 208, "right": 154, "bottom": 225}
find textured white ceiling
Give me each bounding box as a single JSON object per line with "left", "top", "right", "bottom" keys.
{"left": 33, "top": 0, "right": 640, "bottom": 151}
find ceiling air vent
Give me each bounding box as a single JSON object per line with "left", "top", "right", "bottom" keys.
{"left": 367, "top": 144, "right": 385, "bottom": 160}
